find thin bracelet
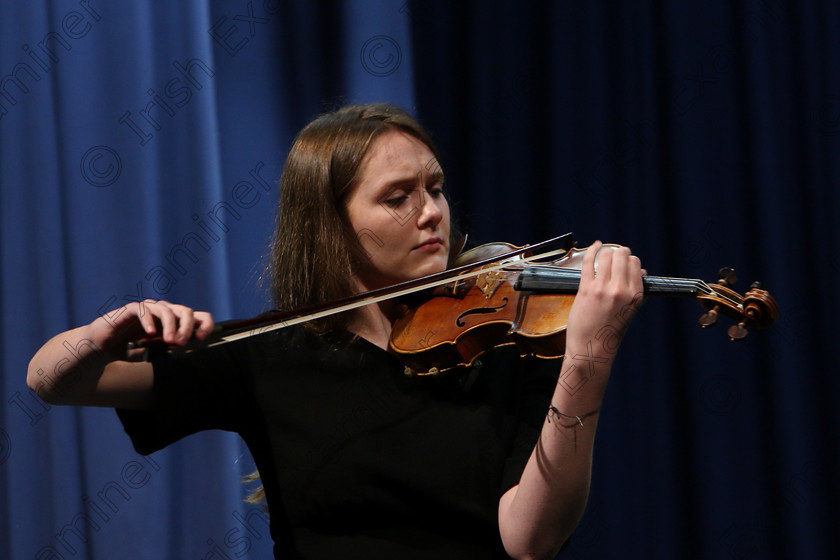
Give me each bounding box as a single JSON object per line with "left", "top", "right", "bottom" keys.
{"left": 547, "top": 405, "right": 600, "bottom": 427}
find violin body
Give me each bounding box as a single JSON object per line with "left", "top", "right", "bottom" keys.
{"left": 390, "top": 242, "right": 587, "bottom": 375}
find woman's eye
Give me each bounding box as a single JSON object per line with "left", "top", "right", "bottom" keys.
{"left": 384, "top": 195, "right": 408, "bottom": 207}
{"left": 427, "top": 184, "right": 445, "bottom": 198}
{"left": 383, "top": 184, "right": 443, "bottom": 208}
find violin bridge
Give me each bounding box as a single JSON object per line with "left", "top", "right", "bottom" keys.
{"left": 477, "top": 269, "right": 506, "bottom": 298}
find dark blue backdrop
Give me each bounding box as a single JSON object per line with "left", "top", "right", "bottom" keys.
{"left": 2, "top": 1, "right": 837, "bottom": 559}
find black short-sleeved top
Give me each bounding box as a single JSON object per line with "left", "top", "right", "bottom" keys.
{"left": 116, "top": 326, "right": 560, "bottom": 559}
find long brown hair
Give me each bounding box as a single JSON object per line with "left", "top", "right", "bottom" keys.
{"left": 267, "top": 103, "right": 449, "bottom": 333}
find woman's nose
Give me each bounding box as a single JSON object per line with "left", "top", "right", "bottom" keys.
{"left": 416, "top": 191, "right": 443, "bottom": 227}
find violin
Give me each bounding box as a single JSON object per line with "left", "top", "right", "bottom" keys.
{"left": 130, "top": 233, "right": 779, "bottom": 375}
{"left": 390, "top": 234, "right": 779, "bottom": 375}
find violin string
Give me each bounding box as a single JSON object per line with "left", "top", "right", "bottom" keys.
{"left": 520, "top": 266, "right": 737, "bottom": 302}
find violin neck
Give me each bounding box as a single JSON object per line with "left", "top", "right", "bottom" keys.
{"left": 515, "top": 266, "right": 708, "bottom": 297}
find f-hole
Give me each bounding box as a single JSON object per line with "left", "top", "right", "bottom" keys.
{"left": 455, "top": 297, "right": 509, "bottom": 327}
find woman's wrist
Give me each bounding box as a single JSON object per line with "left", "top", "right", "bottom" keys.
{"left": 82, "top": 318, "right": 124, "bottom": 362}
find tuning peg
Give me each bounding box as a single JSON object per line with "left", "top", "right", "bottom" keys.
{"left": 728, "top": 322, "right": 749, "bottom": 340}
{"left": 717, "top": 267, "right": 737, "bottom": 286}
{"left": 750, "top": 281, "right": 762, "bottom": 289}
{"left": 698, "top": 305, "right": 719, "bottom": 327}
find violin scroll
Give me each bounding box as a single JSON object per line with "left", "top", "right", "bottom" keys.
{"left": 696, "top": 268, "right": 779, "bottom": 340}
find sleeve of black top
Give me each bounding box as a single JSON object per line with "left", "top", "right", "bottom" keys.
{"left": 115, "top": 340, "right": 253, "bottom": 455}
{"left": 498, "top": 355, "right": 562, "bottom": 496}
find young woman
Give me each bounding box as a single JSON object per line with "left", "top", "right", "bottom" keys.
{"left": 27, "top": 104, "right": 644, "bottom": 559}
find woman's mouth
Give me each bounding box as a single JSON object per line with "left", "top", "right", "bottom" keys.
{"left": 414, "top": 237, "right": 444, "bottom": 252}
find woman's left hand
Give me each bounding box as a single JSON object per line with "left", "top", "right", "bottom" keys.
{"left": 564, "top": 240, "right": 645, "bottom": 368}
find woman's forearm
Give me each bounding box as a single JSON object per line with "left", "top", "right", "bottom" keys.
{"left": 498, "top": 338, "right": 615, "bottom": 560}
{"left": 27, "top": 322, "right": 113, "bottom": 404}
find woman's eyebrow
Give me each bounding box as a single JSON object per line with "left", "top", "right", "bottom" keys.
{"left": 377, "top": 165, "right": 445, "bottom": 195}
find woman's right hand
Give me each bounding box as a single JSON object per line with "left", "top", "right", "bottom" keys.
{"left": 90, "top": 299, "right": 216, "bottom": 361}
{"left": 27, "top": 300, "right": 214, "bottom": 409}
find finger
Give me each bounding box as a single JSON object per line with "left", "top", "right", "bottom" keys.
{"left": 628, "top": 254, "right": 643, "bottom": 286}
{"left": 628, "top": 254, "right": 645, "bottom": 305}
{"left": 154, "top": 303, "right": 178, "bottom": 344}
{"left": 610, "top": 246, "right": 630, "bottom": 287}
{"left": 596, "top": 244, "right": 615, "bottom": 284}
{"left": 171, "top": 305, "right": 196, "bottom": 344}
{"left": 137, "top": 303, "right": 158, "bottom": 337}
{"left": 193, "top": 312, "right": 216, "bottom": 340}
{"left": 581, "top": 240, "right": 602, "bottom": 283}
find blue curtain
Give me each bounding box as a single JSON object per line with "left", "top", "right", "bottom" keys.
{"left": 1, "top": 1, "right": 837, "bottom": 558}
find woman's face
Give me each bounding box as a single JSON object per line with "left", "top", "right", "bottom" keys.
{"left": 345, "top": 129, "right": 450, "bottom": 291}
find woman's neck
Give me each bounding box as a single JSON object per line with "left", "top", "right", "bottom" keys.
{"left": 345, "top": 274, "right": 401, "bottom": 350}
{"left": 346, "top": 300, "right": 395, "bottom": 350}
